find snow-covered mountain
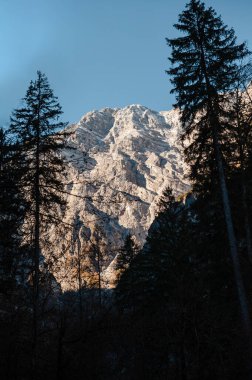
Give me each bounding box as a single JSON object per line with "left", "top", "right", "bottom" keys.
{"left": 46, "top": 105, "right": 189, "bottom": 290}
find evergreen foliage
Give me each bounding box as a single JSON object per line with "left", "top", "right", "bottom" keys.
{"left": 1, "top": 3, "right": 252, "bottom": 378}
{"left": 167, "top": 0, "right": 252, "bottom": 354}
{"left": 115, "top": 189, "right": 247, "bottom": 379}
{"left": 10, "top": 71, "right": 68, "bottom": 223}
{"left": 167, "top": 0, "right": 250, "bottom": 193}
{"left": 115, "top": 233, "right": 138, "bottom": 281}
{"left": 8, "top": 71, "right": 68, "bottom": 374}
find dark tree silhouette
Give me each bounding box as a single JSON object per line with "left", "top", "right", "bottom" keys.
{"left": 167, "top": 0, "right": 252, "bottom": 351}
{"left": 115, "top": 233, "right": 138, "bottom": 281}
{"left": 9, "top": 71, "right": 68, "bottom": 375}
{"left": 115, "top": 188, "right": 245, "bottom": 379}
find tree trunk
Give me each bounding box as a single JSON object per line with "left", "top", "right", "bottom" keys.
{"left": 179, "top": 341, "right": 187, "bottom": 380}
{"left": 32, "top": 91, "right": 41, "bottom": 379}
{"left": 56, "top": 316, "right": 65, "bottom": 380}
{"left": 212, "top": 129, "right": 252, "bottom": 377}
{"left": 241, "top": 178, "right": 252, "bottom": 263}
{"left": 32, "top": 143, "right": 40, "bottom": 379}
{"left": 77, "top": 237, "right": 83, "bottom": 328}
{"left": 199, "top": 33, "right": 252, "bottom": 350}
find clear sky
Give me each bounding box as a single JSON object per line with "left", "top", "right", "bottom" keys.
{"left": 1, "top": 0, "right": 252, "bottom": 124}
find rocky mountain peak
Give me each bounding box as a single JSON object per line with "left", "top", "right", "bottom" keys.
{"left": 47, "top": 105, "right": 189, "bottom": 290}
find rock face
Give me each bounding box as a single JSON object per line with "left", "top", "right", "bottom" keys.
{"left": 47, "top": 105, "right": 189, "bottom": 290}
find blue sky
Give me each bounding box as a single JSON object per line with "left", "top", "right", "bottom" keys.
{"left": 1, "top": 0, "right": 252, "bottom": 124}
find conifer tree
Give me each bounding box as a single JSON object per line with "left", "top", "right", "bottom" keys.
{"left": 115, "top": 234, "right": 137, "bottom": 275}
{"left": 9, "top": 71, "right": 68, "bottom": 373}
{"left": 156, "top": 186, "right": 175, "bottom": 214}
{"left": 115, "top": 188, "right": 245, "bottom": 378}
{"left": 167, "top": 0, "right": 252, "bottom": 347}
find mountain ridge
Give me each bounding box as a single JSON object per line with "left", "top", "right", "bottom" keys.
{"left": 46, "top": 104, "right": 189, "bottom": 290}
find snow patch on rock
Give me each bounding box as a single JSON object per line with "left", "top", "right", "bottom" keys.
{"left": 46, "top": 105, "right": 189, "bottom": 290}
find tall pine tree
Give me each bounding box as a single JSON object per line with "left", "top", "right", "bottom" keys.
{"left": 167, "top": 0, "right": 252, "bottom": 353}
{"left": 9, "top": 71, "right": 68, "bottom": 375}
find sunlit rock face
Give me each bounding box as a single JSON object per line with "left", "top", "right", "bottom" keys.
{"left": 46, "top": 105, "right": 189, "bottom": 290}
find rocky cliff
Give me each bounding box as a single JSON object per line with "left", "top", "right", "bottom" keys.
{"left": 45, "top": 105, "right": 189, "bottom": 290}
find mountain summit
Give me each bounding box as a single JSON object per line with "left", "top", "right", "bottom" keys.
{"left": 47, "top": 105, "right": 189, "bottom": 289}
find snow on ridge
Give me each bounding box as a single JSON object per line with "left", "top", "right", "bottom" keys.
{"left": 46, "top": 104, "right": 189, "bottom": 290}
